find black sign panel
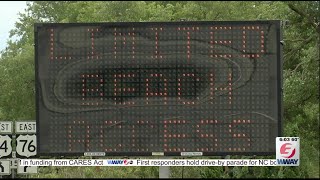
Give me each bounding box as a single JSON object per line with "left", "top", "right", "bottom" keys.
{"left": 35, "top": 21, "right": 282, "bottom": 156}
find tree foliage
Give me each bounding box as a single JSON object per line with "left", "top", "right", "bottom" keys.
{"left": 0, "top": 1, "right": 318, "bottom": 178}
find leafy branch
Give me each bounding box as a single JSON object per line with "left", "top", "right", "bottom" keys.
{"left": 287, "top": 2, "right": 319, "bottom": 32}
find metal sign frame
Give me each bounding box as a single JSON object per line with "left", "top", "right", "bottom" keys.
{"left": 35, "top": 21, "right": 282, "bottom": 157}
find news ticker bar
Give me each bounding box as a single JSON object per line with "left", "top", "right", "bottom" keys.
{"left": 20, "top": 159, "right": 284, "bottom": 166}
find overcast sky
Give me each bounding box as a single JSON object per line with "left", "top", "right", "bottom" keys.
{"left": 0, "top": 1, "right": 27, "bottom": 51}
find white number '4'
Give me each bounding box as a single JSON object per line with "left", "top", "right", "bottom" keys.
{"left": 0, "top": 135, "right": 12, "bottom": 158}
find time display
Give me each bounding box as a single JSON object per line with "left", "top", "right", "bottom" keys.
{"left": 35, "top": 21, "right": 282, "bottom": 156}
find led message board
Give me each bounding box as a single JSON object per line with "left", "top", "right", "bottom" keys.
{"left": 35, "top": 21, "right": 282, "bottom": 156}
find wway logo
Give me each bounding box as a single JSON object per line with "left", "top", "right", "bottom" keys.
{"left": 276, "top": 137, "right": 300, "bottom": 166}
{"left": 124, "top": 160, "right": 133, "bottom": 165}
{"left": 107, "top": 159, "right": 134, "bottom": 165}
{"left": 107, "top": 160, "right": 123, "bottom": 165}
{"left": 280, "top": 143, "right": 296, "bottom": 158}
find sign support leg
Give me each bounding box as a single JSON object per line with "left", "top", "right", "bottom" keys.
{"left": 159, "top": 157, "right": 170, "bottom": 178}
{"left": 159, "top": 166, "right": 170, "bottom": 178}
{"left": 11, "top": 168, "right": 15, "bottom": 179}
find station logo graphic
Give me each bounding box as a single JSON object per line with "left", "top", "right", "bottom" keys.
{"left": 276, "top": 137, "right": 300, "bottom": 166}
